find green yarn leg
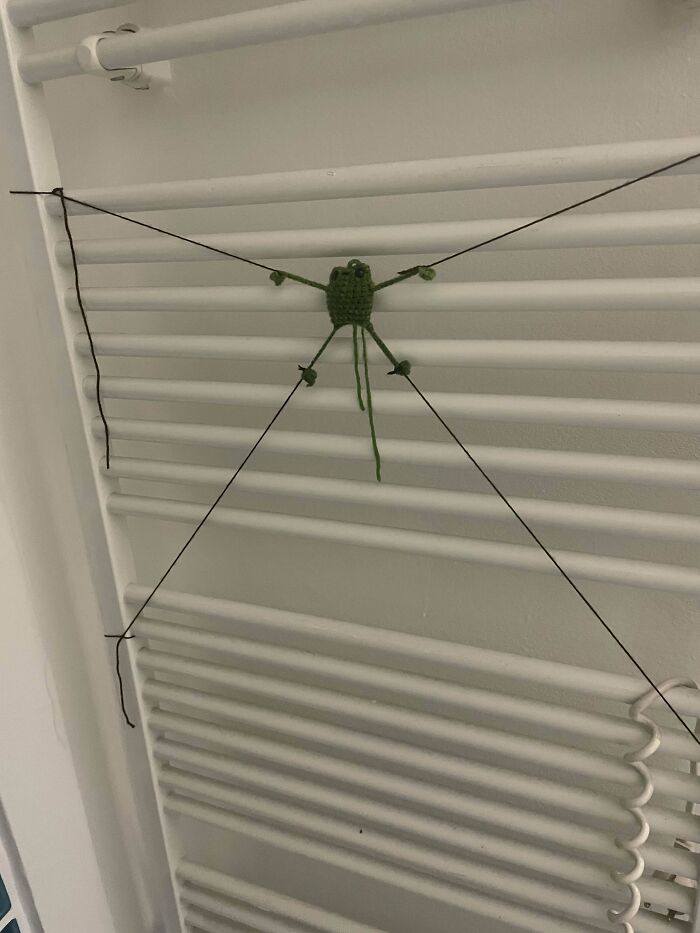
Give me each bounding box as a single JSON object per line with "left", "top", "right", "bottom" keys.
{"left": 352, "top": 325, "right": 365, "bottom": 411}
{"left": 308, "top": 326, "right": 340, "bottom": 367}
{"left": 371, "top": 270, "right": 419, "bottom": 292}
{"left": 365, "top": 324, "right": 411, "bottom": 377}
{"left": 298, "top": 326, "right": 339, "bottom": 385}
{"left": 372, "top": 265, "right": 436, "bottom": 292}
{"left": 270, "top": 270, "right": 328, "bottom": 291}
{"left": 361, "top": 327, "right": 382, "bottom": 482}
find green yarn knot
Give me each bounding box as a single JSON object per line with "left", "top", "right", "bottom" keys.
{"left": 389, "top": 265, "right": 436, "bottom": 284}
{"left": 270, "top": 270, "right": 288, "bottom": 286}
{"left": 298, "top": 365, "right": 317, "bottom": 386}
{"left": 389, "top": 359, "right": 411, "bottom": 377}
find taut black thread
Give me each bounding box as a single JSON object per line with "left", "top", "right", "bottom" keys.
{"left": 108, "top": 330, "right": 337, "bottom": 727}
{"left": 402, "top": 372, "right": 700, "bottom": 749}
{"left": 398, "top": 149, "right": 700, "bottom": 274}
{"left": 54, "top": 187, "right": 111, "bottom": 468}
{"left": 9, "top": 189, "right": 282, "bottom": 275}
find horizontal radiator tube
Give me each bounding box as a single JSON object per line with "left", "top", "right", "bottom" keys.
{"left": 137, "top": 648, "right": 698, "bottom": 802}
{"left": 107, "top": 459, "right": 700, "bottom": 544}
{"left": 167, "top": 798, "right": 598, "bottom": 933}
{"left": 160, "top": 772, "right": 683, "bottom": 933}
{"left": 184, "top": 905, "right": 256, "bottom": 933}
{"left": 7, "top": 0, "right": 125, "bottom": 26}
{"left": 112, "top": 494, "right": 700, "bottom": 596}
{"left": 87, "top": 378, "right": 700, "bottom": 433}
{"left": 144, "top": 681, "right": 698, "bottom": 844}
{"left": 154, "top": 740, "right": 691, "bottom": 912}
{"left": 56, "top": 209, "right": 700, "bottom": 264}
{"left": 99, "top": 418, "right": 700, "bottom": 490}
{"left": 177, "top": 860, "right": 381, "bottom": 933}
{"left": 67, "top": 277, "right": 700, "bottom": 314}
{"left": 149, "top": 711, "right": 696, "bottom": 880}
{"left": 48, "top": 136, "right": 700, "bottom": 216}
{"left": 130, "top": 584, "right": 700, "bottom": 716}
{"left": 77, "top": 332, "right": 700, "bottom": 374}
{"left": 136, "top": 616, "right": 697, "bottom": 760}
{"left": 184, "top": 897, "right": 296, "bottom": 933}
{"left": 19, "top": 0, "right": 529, "bottom": 83}
{"left": 182, "top": 890, "right": 360, "bottom": 933}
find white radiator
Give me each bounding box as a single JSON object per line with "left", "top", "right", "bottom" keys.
{"left": 2, "top": 1, "right": 700, "bottom": 931}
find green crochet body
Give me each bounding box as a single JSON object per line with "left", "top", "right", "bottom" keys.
{"left": 326, "top": 258, "right": 375, "bottom": 327}
{"left": 271, "top": 258, "right": 435, "bottom": 481}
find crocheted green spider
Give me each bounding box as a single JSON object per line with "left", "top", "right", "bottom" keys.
{"left": 270, "top": 259, "right": 436, "bottom": 481}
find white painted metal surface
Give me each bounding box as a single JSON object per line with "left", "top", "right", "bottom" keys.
{"left": 7, "top": 0, "right": 125, "bottom": 27}
{"left": 54, "top": 208, "right": 700, "bottom": 263}
{"left": 137, "top": 585, "right": 700, "bottom": 932}
{"left": 150, "top": 707, "right": 695, "bottom": 870}
{"left": 18, "top": 0, "right": 527, "bottom": 83}
{"left": 77, "top": 332, "right": 700, "bottom": 372}
{"left": 167, "top": 792, "right": 584, "bottom": 933}
{"left": 67, "top": 277, "right": 700, "bottom": 313}
{"left": 136, "top": 615, "right": 699, "bottom": 760}
{"left": 97, "top": 419, "right": 700, "bottom": 488}
{"left": 86, "top": 376, "right": 700, "bottom": 432}
{"left": 110, "top": 493, "right": 700, "bottom": 595}
{"left": 124, "top": 583, "right": 700, "bottom": 713}
{"left": 46, "top": 135, "right": 700, "bottom": 215}
{"left": 144, "top": 680, "right": 698, "bottom": 840}
{"left": 160, "top": 760, "right": 693, "bottom": 911}
{"left": 104, "top": 459, "right": 700, "bottom": 543}
{"left": 177, "top": 861, "right": 386, "bottom": 933}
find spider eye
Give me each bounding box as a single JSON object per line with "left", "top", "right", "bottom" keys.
{"left": 330, "top": 269, "right": 340, "bottom": 281}
{"left": 354, "top": 266, "right": 365, "bottom": 278}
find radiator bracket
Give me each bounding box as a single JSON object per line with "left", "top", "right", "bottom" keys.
{"left": 76, "top": 24, "right": 171, "bottom": 91}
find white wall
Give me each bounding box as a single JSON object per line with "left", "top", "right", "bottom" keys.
{"left": 0, "top": 10, "right": 181, "bottom": 930}
{"left": 0, "top": 157, "right": 148, "bottom": 933}
{"left": 3, "top": 2, "right": 700, "bottom": 930}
